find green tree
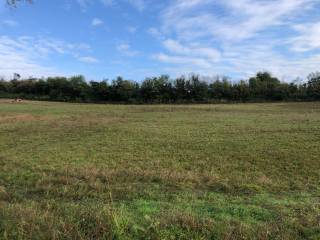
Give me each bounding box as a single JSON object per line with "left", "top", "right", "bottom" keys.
{"left": 232, "top": 80, "right": 250, "bottom": 101}
{"left": 110, "top": 77, "right": 138, "bottom": 102}
{"left": 0, "top": 79, "right": 11, "bottom": 93}
{"left": 190, "top": 75, "right": 209, "bottom": 102}
{"left": 307, "top": 72, "right": 320, "bottom": 99}
{"left": 249, "top": 72, "right": 280, "bottom": 100}
{"left": 90, "top": 80, "right": 109, "bottom": 102}
{"left": 210, "top": 77, "right": 232, "bottom": 100}
{"left": 174, "top": 77, "right": 187, "bottom": 102}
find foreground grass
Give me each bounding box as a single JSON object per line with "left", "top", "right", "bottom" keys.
{"left": 0, "top": 100, "right": 319, "bottom": 239}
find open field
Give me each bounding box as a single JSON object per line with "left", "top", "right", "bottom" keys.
{"left": 0, "top": 100, "right": 319, "bottom": 239}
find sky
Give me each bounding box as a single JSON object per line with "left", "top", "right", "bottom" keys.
{"left": 0, "top": 0, "right": 320, "bottom": 81}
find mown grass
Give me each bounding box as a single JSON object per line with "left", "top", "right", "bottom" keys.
{"left": 0, "top": 99, "right": 319, "bottom": 239}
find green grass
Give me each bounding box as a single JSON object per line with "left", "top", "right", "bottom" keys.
{"left": 0, "top": 100, "right": 319, "bottom": 239}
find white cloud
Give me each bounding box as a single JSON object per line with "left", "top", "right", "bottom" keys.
{"left": 116, "top": 43, "right": 139, "bottom": 57}
{"left": 78, "top": 56, "right": 99, "bottom": 63}
{"left": 91, "top": 18, "right": 104, "bottom": 27}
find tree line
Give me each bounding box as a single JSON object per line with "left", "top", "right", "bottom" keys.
{"left": 0, "top": 72, "right": 320, "bottom": 103}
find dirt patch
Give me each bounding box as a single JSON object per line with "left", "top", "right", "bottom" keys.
{"left": 257, "top": 175, "right": 273, "bottom": 185}
{"left": 0, "top": 99, "right": 18, "bottom": 104}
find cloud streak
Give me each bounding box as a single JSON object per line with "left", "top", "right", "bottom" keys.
{"left": 0, "top": 35, "right": 93, "bottom": 78}
{"left": 78, "top": 56, "right": 99, "bottom": 63}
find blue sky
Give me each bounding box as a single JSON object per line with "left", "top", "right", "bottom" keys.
{"left": 0, "top": 0, "right": 320, "bottom": 81}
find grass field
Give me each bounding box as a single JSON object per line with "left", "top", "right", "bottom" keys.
{"left": 0, "top": 100, "right": 319, "bottom": 239}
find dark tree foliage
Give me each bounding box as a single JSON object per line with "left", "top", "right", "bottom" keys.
{"left": 0, "top": 72, "right": 319, "bottom": 103}
{"left": 307, "top": 72, "right": 320, "bottom": 100}
{"left": 109, "top": 77, "right": 139, "bottom": 102}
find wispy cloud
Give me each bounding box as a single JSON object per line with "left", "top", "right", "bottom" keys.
{"left": 127, "top": 0, "right": 145, "bottom": 11}
{"left": 163, "top": 39, "right": 220, "bottom": 62}
{"left": 0, "top": 35, "right": 92, "bottom": 78}
{"left": 150, "top": 0, "right": 320, "bottom": 80}
{"left": 77, "top": 56, "right": 99, "bottom": 63}
{"left": 76, "top": 0, "right": 146, "bottom": 11}
{"left": 0, "top": 36, "right": 58, "bottom": 78}
{"left": 161, "top": 0, "right": 315, "bottom": 41}
{"left": 153, "top": 53, "right": 212, "bottom": 69}
{"left": 116, "top": 43, "right": 139, "bottom": 57}
{"left": 91, "top": 18, "right": 104, "bottom": 27}
{"left": 148, "top": 27, "right": 163, "bottom": 40}
{"left": 290, "top": 22, "right": 320, "bottom": 52}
